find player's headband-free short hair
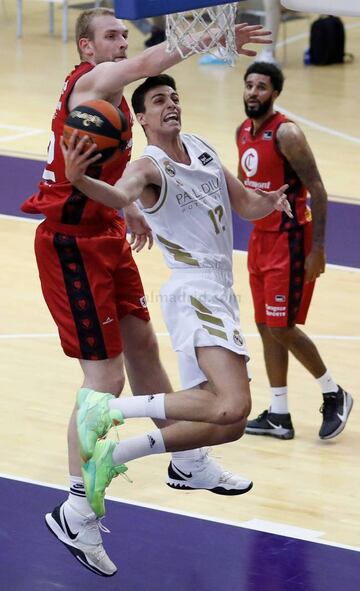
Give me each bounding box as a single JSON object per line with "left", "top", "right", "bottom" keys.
{"left": 131, "top": 75, "right": 178, "bottom": 114}
{"left": 244, "top": 62, "right": 285, "bottom": 94}
{"left": 75, "top": 7, "right": 115, "bottom": 57}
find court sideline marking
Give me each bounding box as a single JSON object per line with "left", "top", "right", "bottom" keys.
{"left": 278, "top": 105, "right": 360, "bottom": 145}
{"left": 1, "top": 472, "right": 359, "bottom": 553}
{"left": 0, "top": 124, "right": 43, "bottom": 143}
{"left": 1, "top": 213, "right": 359, "bottom": 271}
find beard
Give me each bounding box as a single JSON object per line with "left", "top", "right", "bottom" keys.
{"left": 244, "top": 96, "right": 273, "bottom": 119}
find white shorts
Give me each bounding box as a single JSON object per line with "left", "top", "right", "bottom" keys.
{"left": 160, "top": 268, "right": 249, "bottom": 389}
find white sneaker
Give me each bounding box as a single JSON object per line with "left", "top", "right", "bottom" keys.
{"left": 166, "top": 448, "right": 253, "bottom": 496}
{"left": 45, "top": 502, "right": 117, "bottom": 577}
{"left": 253, "top": 50, "right": 279, "bottom": 65}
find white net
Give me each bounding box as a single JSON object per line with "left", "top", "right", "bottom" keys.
{"left": 166, "top": 4, "right": 239, "bottom": 64}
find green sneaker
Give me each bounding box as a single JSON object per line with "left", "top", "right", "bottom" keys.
{"left": 76, "top": 387, "right": 93, "bottom": 409}
{"left": 82, "top": 439, "right": 127, "bottom": 517}
{"left": 77, "top": 388, "right": 124, "bottom": 462}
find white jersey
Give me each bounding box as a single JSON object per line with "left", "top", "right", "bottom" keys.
{"left": 139, "top": 134, "right": 233, "bottom": 272}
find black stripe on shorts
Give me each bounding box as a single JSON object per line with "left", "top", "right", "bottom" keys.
{"left": 287, "top": 227, "right": 305, "bottom": 327}
{"left": 53, "top": 233, "right": 107, "bottom": 360}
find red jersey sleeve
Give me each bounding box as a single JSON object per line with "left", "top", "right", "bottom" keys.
{"left": 21, "top": 62, "right": 133, "bottom": 226}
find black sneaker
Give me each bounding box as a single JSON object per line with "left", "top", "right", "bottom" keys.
{"left": 319, "top": 386, "right": 353, "bottom": 440}
{"left": 45, "top": 502, "right": 117, "bottom": 577}
{"left": 245, "top": 409, "right": 295, "bottom": 439}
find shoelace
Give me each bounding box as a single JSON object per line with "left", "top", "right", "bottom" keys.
{"left": 195, "top": 447, "right": 219, "bottom": 468}
{"left": 82, "top": 517, "right": 110, "bottom": 548}
{"left": 102, "top": 430, "right": 133, "bottom": 484}
{"left": 219, "top": 470, "right": 235, "bottom": 483}
{"left": 197, "top": 447, "right": 226, "bottom": 480}
{"left": 196, "top": 447, "right": 211, "bottom": 463}
{"left": 86, "top": 401, "right": 111, "bottom": 434}
{"left": 120, "top": 471, "right": 133, "bottom": 484}
{"left": 199, "top": 448, "right": 249, "bottom": 486}
{"left": 98, "top": 519, "right": 111, "bottom": 535}
{"left": 319, "top": 395, "right": 338, "bottom": 419}
{"left": 256, "top": 409, "right": 269, "bottom": 421}
{"left": 197, "top": 446, "right": 222, "bottom": 462}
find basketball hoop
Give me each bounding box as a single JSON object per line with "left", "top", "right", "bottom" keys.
{"left": 280, "top": 0, "right": 360, "bottom": 17}
{"left": 114, "top": 0, "right": 244, "bottom": 63}
{"left": 165, "top": 4, "right": 239, "bottom": 64}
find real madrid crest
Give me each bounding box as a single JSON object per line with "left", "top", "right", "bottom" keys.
{"left": 233, "top": 329, "right": 244, "bottom": 347}
{"left": 163, "top": 159, "right": 176, "bottom": 177}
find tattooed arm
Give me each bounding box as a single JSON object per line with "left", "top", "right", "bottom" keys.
{"left": 277, "top": 121, "right": 327, "bottom": 282}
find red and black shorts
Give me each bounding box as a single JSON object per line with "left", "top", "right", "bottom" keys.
{"left": 35, "top": 217, "right": 150, "bottom": 359}
{"left": 248, "top": 223, "right": 315, "bottom": 328}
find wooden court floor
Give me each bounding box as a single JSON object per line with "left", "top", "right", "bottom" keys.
{"left": 0, "top": 1, "right": 359, "bottom": 549}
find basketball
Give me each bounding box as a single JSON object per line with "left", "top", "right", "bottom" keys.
{"left": 63, "top": 99, "right": 128, "bottom": 164}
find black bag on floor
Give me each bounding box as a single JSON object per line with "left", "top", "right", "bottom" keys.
{"left": 309, "top": 15, "right": 352, "bottom": 65}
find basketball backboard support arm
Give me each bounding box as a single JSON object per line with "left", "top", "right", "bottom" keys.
{"left": 114, "top": 0, "right": 245, "bottom": 20}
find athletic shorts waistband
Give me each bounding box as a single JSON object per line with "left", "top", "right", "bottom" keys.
{"left": 43, "top": 219, "right": 117, "bottom": 237}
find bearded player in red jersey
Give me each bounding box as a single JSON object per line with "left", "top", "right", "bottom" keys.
{"left": 21, "top": 8, "right": 273, "bottom": 577}
{"left": 236, "top": 62, "right": 353, "bottom": 443}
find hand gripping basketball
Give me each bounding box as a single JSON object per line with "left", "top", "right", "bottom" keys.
{"left": 63, "top": 99, "right": 129, "bottom": 164}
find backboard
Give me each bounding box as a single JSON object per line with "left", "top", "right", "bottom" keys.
{"left": 114, "top": 0, "right": 242, "bottom": 19}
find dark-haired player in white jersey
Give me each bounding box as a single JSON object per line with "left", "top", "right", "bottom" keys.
{"left": 61, "top": 75, "right": 292, "bottom": 532}
{"left": 22, "top": 7, "right": 272, "bottom": 577}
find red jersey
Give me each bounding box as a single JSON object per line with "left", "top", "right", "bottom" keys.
{"left": 22, "top": 62, "right": 133, "bottom": 227}
{"left": 236, "top": 112, "right": 311, "bottom": 232}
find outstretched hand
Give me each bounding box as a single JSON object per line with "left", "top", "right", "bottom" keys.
{"left": 256, "top": 184, "right": 293, "bottom": 218}
{"left": 234, "top": 23, "right": 272, "bottom": 57}
{"left": 60, "top": 132, "right": 101, "bottom": 185}
{"left": 124, "top": 205, "right": 154, "bottom": 252}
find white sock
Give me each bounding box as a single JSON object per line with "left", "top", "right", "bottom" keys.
{"left": 68, "top": 475, "right": 93, "bottom": 515}
{"left": 171, "top": 448, "right": 203, "bottom": 462}
{"left": 317, "top": 370, "right": 338, "bottom": 394}
{"left": 269, "top": 386, "right": 289, "bottom": 414}
{"left": 111, "top": 429, "right": 166, "bottom": 465}
{"left": 109, "top": 393, "right": 166, "bottom": 420}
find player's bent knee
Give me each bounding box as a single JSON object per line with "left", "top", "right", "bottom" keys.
{"left": 215, "top": 402, "right": 250, "bottom": 425}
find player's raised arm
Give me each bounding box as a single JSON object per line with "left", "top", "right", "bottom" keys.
{"left": 223, "top": 165, "right": 292, "bottom": 220}
{"left": 61, "top": 133, "right": 158, "bottom": 208}
{"left": 76, "top": 24, "right": 272, "bottom": 101}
